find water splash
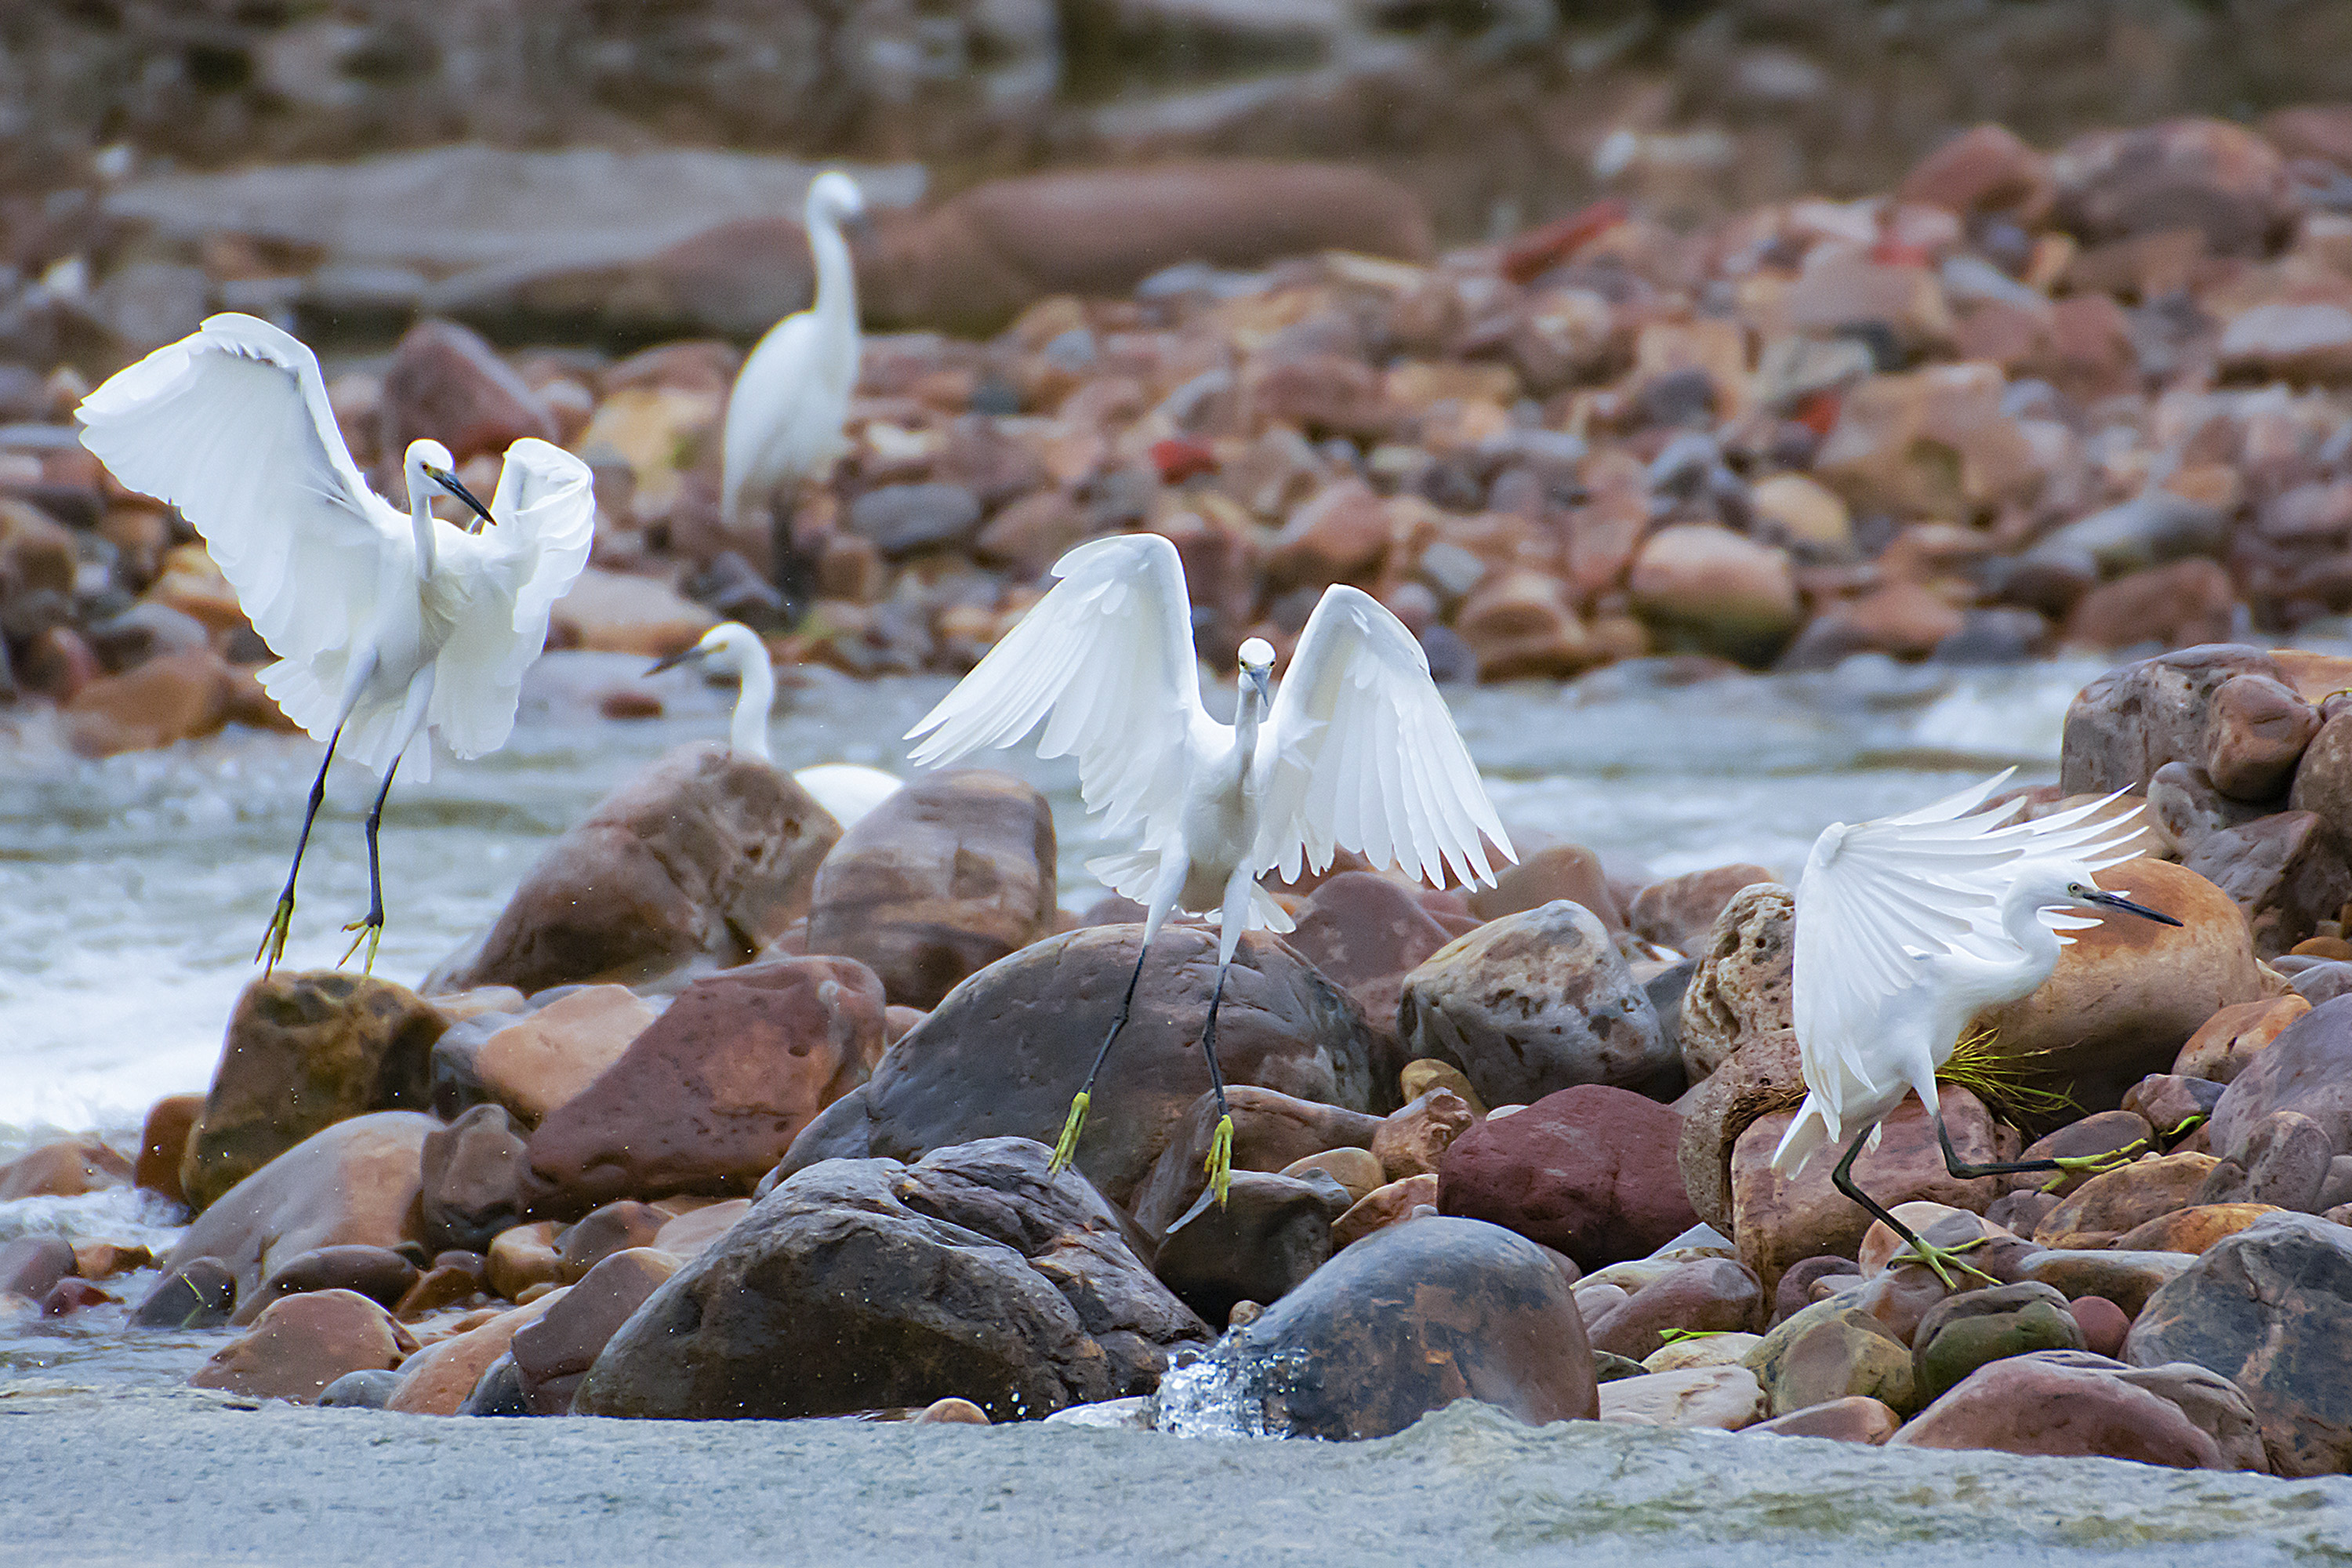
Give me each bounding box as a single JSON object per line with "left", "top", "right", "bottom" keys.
{"left": 0, "top": 1187, "right": 187, "bottom": 1251}
{"left": 1150, "top": 1340, "right": 1319, "bottom": 1439}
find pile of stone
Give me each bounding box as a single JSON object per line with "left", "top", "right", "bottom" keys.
{"left": 23, "top": 110, "right": 2352, "bottom": 749}
{"left": 9, "top": 641, "right": 2352, "bottom": 1473}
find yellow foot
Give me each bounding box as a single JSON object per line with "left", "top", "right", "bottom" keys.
{"left": 1203, "top": 1113, "right": 1235, "bottom": 1209}
{"left": 1048, "top": 1091, "right": 1091, "bottom": 1175}
{"left": 1893, "top": 1235, "right": 1999, "bottom": 1291}
{"left": 2039, "top": 1139, "right": 2153, "bottom": 1192}
{"left": 255, "top": 895, "right": 296, "bottom": 977}
{"left": 338, "top": 917, "right": 383, "bottom": 975}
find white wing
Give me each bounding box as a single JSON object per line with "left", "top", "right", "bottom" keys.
{"left": 1794, "top": 771, "right": 2151, "bottom": 1090}
{"left": 423, "top": 439, "right": 596, "bottom": 758}
{"left": 1251, "top": 585, "right": 1513, "bottom": 889}
{"left": 905, "top": 533, "right": 1207, "bottom": 841}
{"left": 76, "top": 312, "right": 404, "bottom": 739}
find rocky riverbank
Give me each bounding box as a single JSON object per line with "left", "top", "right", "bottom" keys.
{"left": 9, "top": 640, "right": 2352, "bottom": 1476}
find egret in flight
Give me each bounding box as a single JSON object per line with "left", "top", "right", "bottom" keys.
{"left": 647, "top": 620, "right": 905, "bottom": 827}
{"left": 905, "top": 533, "right": 1514, "bottom": 1203}
{"left": 720, "top": 171, "right": 866, "bottom": 551}
{"left": 1772, "top": 772, "right": 2180, "bottom": 1286}
{"left": 78, "top": 313, "right": 595, "bottom": 973}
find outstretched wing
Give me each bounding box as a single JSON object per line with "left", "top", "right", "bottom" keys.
{"left": 905, "top": 532, "right": 1206, "bottom": 840}
{"left": 1793, "top": 771, "right": 2149, "bottom": 1093}
{"left": 76, "top": 312, "right": 404, "bottom": 739}
{"left": 424, "top": 438, "right": 596, "bottom": 758}
{"left": 1252, "top": 585, "right": 1513, "bottom": 889}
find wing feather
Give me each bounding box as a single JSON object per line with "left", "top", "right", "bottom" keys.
{"left": 1253, "top": 585, "right": 1513, "bottom": 889}
{"left": 906, "top": 533, "right": 1203, "bottom": 840}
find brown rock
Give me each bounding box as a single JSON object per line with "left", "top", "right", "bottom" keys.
{"left": 1744, "top": 1300, "right": 1916, "bottom": 1417}
{"left": 1279, "top": 1147, "right": 1385, "bottom": 1203}
{"left": 548, "top": 568, "right": 718, "bottom": 657}
{"left": 379, "top": 318, "right": 557, "bottom": 465}
{"left": 1786, "top": 251, "right": 1955, "bottom": 360}
{"left": 1152, "top": 1169, "right": 1351, "bottom": 1327}
{"left": 232, "top": 1244, "right": 420, "bottom": 1327}
{"left": 1330, "top": 1173, "right": 1439, "bottom": 1248}
{"left": 1897, "top": 124, "right": 2055, "bottom": 220}
{"left": 1814, "top": 364, "right": 2038, "bottom": 522}
{"left": 1465, "top": 844, "right": 1624, "bottom": 929}
{"left": 1889, "top": 1354, "right": 2226, "bottom": 1467}
{"left": 191, "top": 1289, "right": 416, "bottom": 1405}
{"left": 2052, "top": 118, "right": 2292, "bottom": 256}
{"left": 1628, "top": 524, "right": 1800, "bottom": 665}
{"left": 0, "top": 1138, "right": 132, "bottom": 1201}
{"left": 1454, "top": 570, "right": 1595, "bottom": 681}
{"left": 419, "top": 1104, "right": 527, "bottom": 1255}
{"left": 555, "top": 1201, "right": 669, "bottom": 1283}
{"left": 509, "top": 1248, "right": 681, "bottom": 1415}
{"left": 2201, "top": 673, "right": 2318, "bottom": 800}
{"left": 1283, "top": 871, "right": 1454, "bottom": 1025}
{"left": 1742, "top": 1394, "right": 1901, "bottom": 1444}
{"left": 2176, "top": 996, "right": 2311, "bottom": 1083}
{"left": 486, "top": 1221, "right": 564, "bottom": 1301}
{"left": 470, "top": 986, "right": 656, "bottom": 1129}
{"left": 1599, "top": 1365, "right": 1766, "bottom": 1430}
{"left": 804, "top": 768, "right": 1054, "bottom": 1010}
{"left": 165, "top": 1112, "right": 435, "bottom": 1299}
{"left": 2062, "top": 645, "right": 2288, "bottom": 793}
{"left": 652, "top": 1198, "right": 751, "bottom": 1261}
{"left": 63, "top": 648, "right": 239, "bottom": 758}
{"left": 0, "top": 1236, "right": 76, "bottom": 1301}
{"left": 387, "top": 1292, "right": 564, "bottom": 1415}
{"left": 2115, "top": 1203, "right": 2285, "bottom": 1254}
{"left": 2220, "top": 303, "right": 2352, "bottom": 384}
{"left": 521, "top": 956, "right": 886, "bottom": 1219}
{"left": 1370, "top": 1087, "right": 1475, "bottom": 1181}
{"left": 2209, "top": 995, "right": 2352, "bottom": 1161}
{"left": 2197, "top": 1108, "right": 2332, "bottom": 1210}
{"left": 1439, "top": 1084, "right": 1700, "bottom": 1272}
{"left": 432, "top": 743, "right": 838, "bottom": 996}
{"left": 2033, "top": 1152, "right": 2219, "bottom": 1249}
{"left": 1676, "top": 882, "right": 1795, "bottom": 1083}
{"left": 2008, "top": 1109, "right": 2157, "bottom": 1197}
{"left": 2016, "top": 1250, "right": 2194, "bottom": 1317}
{"left": 71, "top": 1241, "right": 152, "bottom": 1282}
{"left": 1128, "top": 1086, "right": 1384, "bottom": 1241}
{"left": 1264, "top": 480, "right": 1388, "bottom": 591}
{"left": 1582, "top": 1258, "right": 1765, "bottom": 1362}
{"left": 2183, "top": 811, "right": 2352, "bottom": 958}
{"left": 135, "top": 1092, "right": 204, "bottom": 1205}
{"left": 1628, "top": 865, "right": 1775, "bottom": 956}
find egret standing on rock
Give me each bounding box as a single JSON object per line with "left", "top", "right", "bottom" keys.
{"left": 1772, "top": 772, "right": 2182, "bottom": 1286}
{"left": 77, "top": 313, "right": 595, "bottom": 974}
{"left": 905, "top": 533, "right": 1515, "bottom": 1203}
{"left": 648, "top": 619, "right": 905, "bottom": 827}
{"left": 720, "top": 171, "right": 866, "bottom": 563}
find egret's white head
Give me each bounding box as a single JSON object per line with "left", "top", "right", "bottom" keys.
{"left": 1238, "top": 636, "right": 1276, "bottom": 710}
{"left": 2016, "top": 860, "right": 2182, "bottom": 929}
{"left": 403, "top": 438, "right": 493, "bottom": 528}
{"left": 807, "top": 172, "right": 866, "bottom": 230}
{"left": 648, "top": 620, "right": 757, "bottom": 677}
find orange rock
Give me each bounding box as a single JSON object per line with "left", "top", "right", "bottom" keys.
{"left": 386, "top": 1290, "right": 566, "bottom": 1415}
{"left": 1331, "top": 1173, "right": 1438, "bottom": 1247}
{"left": 190, "top": 1289, "right": 417, "bottom": 1405}
{"left": 63, "top": 648, "right": 238, "bottom": 758}
{"left": 1453, "top": 569, "right": 1595, "bottom": 681}
{"left": 2063, "top": 559, "right": 2241, "bottom": 652}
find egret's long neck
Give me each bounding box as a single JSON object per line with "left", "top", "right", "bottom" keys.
{"left": 808, "top": 207, "right": 858, "bottom": 361}
{"left": 405, "top": 473, "right": 437, "bottom": 579}
{"left": 1997, "top": 877, "right": 2066, "bottom": 979}
{"left": 1234, "top": 683, "right": 1265, "bottom": 765}
{"left": 728, "top": 637, "right": 775, "bottom": 763}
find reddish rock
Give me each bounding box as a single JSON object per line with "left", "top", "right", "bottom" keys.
{"left": 2201, "top": 673, "right": 2319, "bottom": 800}
{"left": 2209, "top": 996, "right": 2352, "bottom": 1162}
{"left": 2063, "top": 560, "right": 2242, "bottom": 652}
{"left": 1890, "top": 1354, "right": 2226, "bottom": 1467}
{"left": 387, "top": 1293, "right": 562, "bottom": 1415}
{"left": 466, "top": 985, "right": 657, "bottom": 1130}
{"left": 1582, "top": 1258, "right": 1765, "bottom": 1362}
{"left": 135, "top": 1092, "right": 204, "bottom": 1206}
{"left": 2051, "top": 118, "right": 2292, "bottom": 256}
{"left": 379, "top": 318, "right": 557, "bottom": 465}
{"left": 1896, "top": 124, "right": 2055, "bottom": 220}
{"left": 1629, "top": 865, "right": 1775, "bottom": 956}
{"left": 1439, "top": 1084, "right": 1700, "bottom": 1272}
{"left": 1454, "top": 570, "right": 1596, "bottom": 681}
{"left": 2068, "top": 1294, "right": 2132, "bottom": 1358}
{"left": 1264, "top": 480, "right": 1389, "bottom": 590}
{"left": 62, "top": 648, "right": 240, "bottom": 758}
{"left": 1331, "top": 1172, "right": 1439, "bottom": 1248}
{"left": 510, "top": 1247, "right": 681, "bottom": 1414}
{"left": 1742, "top": 1395, "right": 1901, "bottom": 1444}
{"left": 2176, "top": 996, "right": 2310, "bottom": 1084}
{"left": 1628, "top": 524, "right": 1800, "bottom": 665}
{"left": 2033, "top": 1152, "right": 2218, "bottom": 1249}
{"left": 1283, "top": 871, "right": 1454, "bottom": 1025}
{"left": 419, "top": 1103, "right": 527, "bottom": 1255}
{"left": 41, "top": 1278, "right": 113, "bottom": 1316}
{"left": 0, "top": 1236, "right": 76, "bottom": 1301}
{"left": 1465, "top": 844, "right": 1624, "bottom": 929}
{"left": 191, "top": 1289, "right": 417, "bottom": 1405}
{"left": 1244, "top": 353, "right": 1396, "bottom": 441}
{"left": 522, "top": 956, "right": 885, "bottom": 1219}
{"left": 1370, "top": 1087, "right": 1476, "bottom": 1181}
{"left": 164, "top": 1112, "right": 436, "bottom": 1299}
{"left": 0, "top": 1138, "right": 132, "bottom": 1200}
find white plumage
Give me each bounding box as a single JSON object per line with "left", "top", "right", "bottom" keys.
{"left": 720, "top": 172, "right": 866, "bottom": 535}
{"left": 77, "top": 311, "right": 595, "bottom": 969}
{"left": 1771, "top": 770, "right": 2180, "bottom": 1282}
{"left": 905, "top": 532, "right": 1512, "bottom": 1198}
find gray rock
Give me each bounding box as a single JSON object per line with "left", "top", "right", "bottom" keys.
{"left": 846, "top": 482, "right": 983, "bottom": 557}
{"left": 316, "top": 1369, "right": 404, "bottom": 1410}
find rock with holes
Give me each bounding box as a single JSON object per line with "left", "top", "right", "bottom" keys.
{"left": 1676, "top": 884, "right": 1794, "bottom": 1083}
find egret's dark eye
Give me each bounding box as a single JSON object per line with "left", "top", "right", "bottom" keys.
{"left": 2067, "top": 883, "right": 2084, "bottom": 895}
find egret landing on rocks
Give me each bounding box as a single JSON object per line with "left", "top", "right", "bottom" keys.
{"left": 648, "top": 620, "right": 905, "bottom": 828}
{"left": 720, "top": 171, "right": 866, "bottom": 572}
{"left": 77, "top": 313, "right": 595, "bottom": 974}
{"left": 1772, "top": 771, "right": 2182, "bottom": 1287}
{"left": 905, "top": 533, "right": 1515, "bottom": 1205}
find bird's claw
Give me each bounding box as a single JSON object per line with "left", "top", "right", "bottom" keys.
{"left": 255, "top": 895, "right": 296, "bottom": 976}
{"left": 1893, "top": 1236, "right": 1999, "bottom": 1290}
{"left": 1048, "top": 1091, "right": 1090, "bottom": 1175}
{"left": 1203, "top": 1114, "right": 1235, "bottom": 1209}
{"left": 2041, "top": 1140, "right": 2151, "bottom": 1190}
{"left": 337, "top": 916, "right": 383, "bottom": 975}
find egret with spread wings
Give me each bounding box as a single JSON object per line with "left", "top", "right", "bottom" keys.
{"left": 906, "top": 532, "right": 1515, "bottom": 1203}
{"left": 1772, "top": 772, "right": 2181, "bottom": 1285}
{"left": 78, "top": 313, "right": 595, "bottom": 973}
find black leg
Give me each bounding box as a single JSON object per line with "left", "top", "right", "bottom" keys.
{"left": 1934, "top": 1112, "right": 2147, "bottom": 1181}
{"left": 1197, "top": 959, "right": 1236, "bottom": 1206}
{"left": 1833, "top": 1123, "right": 1994, "bottom": 1290}
{"left": 339, "top": 757, "right": 401, "bottom": 973}
{"left": 257, "top": 724, "right": 341, "bottom": 975}
{"left": 1196, "top": 960, "right": 1232, "bottom": 1123}
{"left": 1049, "top": 938, "right": 1153, "bottom": 1173}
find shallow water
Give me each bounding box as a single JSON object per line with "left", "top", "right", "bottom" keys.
{"left": 0, "top": 650, "right": 2115, "bottom": 1142}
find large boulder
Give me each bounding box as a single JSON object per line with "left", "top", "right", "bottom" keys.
{"left": 1676, "top": 883, "right": 1794, "bottom": 1081}
{"left": 2125, "top": 1212, "right": 2352, "bottom": 1476}
{"left": 180, "top": 972, "right": 445, "bottom": 1213}
{"left": 1397, "top": 901, "right": 1675, "bottom": 1105}
{"left": 804, "top": 768, "right": 1055, "bottom": 1010}
{"left": 1156, "top": 1215, "right": 1595, "bottom": 1440}
{"left": 1889, "top": 1353, "right": 2227, "bottom": 1468}
{"left": 573, "top": 1139, "right": 1208, "bottom": 1421}
{"left": 2209, "top": 996, "right": 2352, "bottom": 1161}
{"left": 430, "top": 742, "right": 838, "bottom": 996}
{"left": 2060, "top": 644, "right": 2291, "bottom": 795}
{"left": 1282, "top": 871, "right": 1455, "bottom": 1027}
{"left": 165, "top": 1112, "right": 437, "bottom": 1300}
{"left": 1437, "top": 1085, "right": 1699, "bottom": 1272}
{"left": 521, "top": 956, "right": 886, "bottom": 1218}
{"left": 777, "top": 925, "right": 1396, "bottom": 1213}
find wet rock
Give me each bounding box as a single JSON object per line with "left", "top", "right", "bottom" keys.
{"left": 457, "top": 1354, "right": 531, "bottom": 1417}
{"left": 1438, "top": 1085, "right": 1698, "bottom": 1272}
{"left": 1675, "top": 883, "right": 1793, "bottom": 1083}
{"left": 233, "top": 1245, "right": 421, "bottom": 1326}
{"left": 178, "top": 971, "right": 444, "bottom": 1213}
{"left": 509, "top": 1248, "right": 679, "bottom": 1416}
{"left": 419, "top": 1104, "right": 527, "bottom": 1255}
{"left": 431, "top": 743, "right": 838, "bottom": 996}
{"left": 0, "top": 1236, "right": 75, "bottom": 1301}
{"left": 2209, "top": 996, "right": 2352, "bottom": 1162}
{"left": 388, "top": 1293, "right": 563, "bottom": 1416}
{"left": 781, "top": 926, "right": 1392, "bottom": 1214}
{"left": 1370, "top": 1087, "right": 1475, "bottom": 1181}
{"left": 456, "top": 985, "right": 657, "bottom": 1130}
{"left": 486, "top": 1221, "right": 564, "bottom": 1302}
{"left": 1152, "top": 1170, "right": 1351, "bottom": 1327}
{"left": 575, "top": 1138, "right": 1208, "bottom": 1421}
{"left": 2051, "top": 118, "right": 2292, "bottom": 256}
{"left": 395, "top": 1257, "right": 488, "bottom": 1320}
{"left": 2196, "top": 1109, "right": 2332, "bottom": 1211}
{"left": 71, "top": 1242, "right": 151, "bottom": 1282}
{"left": 165, "top": 1112, "right": 435, "bottom": 1300}
{"left": 1889, "top": 1353, "right": 2225, "bottom": 1468}
{"left": 1581, "top": 1258, "right": 1765, "bottom": 1362}
{"left": 1628, "top": 865, "right": 1775, "bottom": 957}
{"left": 1332, "top": 1173, "right": 1439, "bottom": 1248}
{"left": 1628, "top": 524, "right": 1800, "bottom": 665}
{"left": 1599, "top": 1365, "right": 1766, "bottom": 1431}
{"left": 1399, "top": 901, "right": 1672, "bottom": 1104}
{"left": 318, "top": 1369, "right": 404, "bottom": 1410}
{"left": 1744, "top": 1301, "right": 1916, "bottom": 1417}
{"left": 1911, "top": 1282, "right": 2086, "bottom": 1406}
{"left": 804, "top": 768, "right": 1055, "bottom": 1010}
{"left": 191, "top": 1289, "right": 416, "bottom": 1406}
{"left": 1186, "top": 1215, "right": 1596, "bottom": 1440}
{"left": 2175, "top": 996, "right": 2310, "bottom": 1084}
{"left": 134, "top": 1092, "right": 204, "bottom": 1206}
{"left": 0, "top": 1138, "right": 132, "bottom": 1200}
{"left": 521, "top": 956, "right": 885, "bottom": 1219}
{"left": 2032, "top": 1152, "right": 2218, "bottom": 1249}
{"left": 1742, "top": 1395, "right": 1901, "bottom": 1445}
{"left": 2125, "top": 1212, "right": 2352, "bottom": 1475}
{"left": 131, "top": 1257, "right": 237, "bottom": 1329}
{"left": 554, "top": 1202, "right": 669, "bottom": 1283}
{"left": 379, "top": 318, "right": 557, "bottom": 465}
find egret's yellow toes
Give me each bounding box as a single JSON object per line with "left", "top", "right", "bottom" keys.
{"left": 1048, "top": 1091, "right": 1091, "bottom": 1174}
{"left": 1894, "top": 1236, "right": 1998, "bottom": 1291}
{"left": 256, "top": 896, "right": 296, "bottom": 976}
{"left": 338, "top": 919, "right": 383, "bottom": 975}
{"left": 1203, "top": 1114, "right": 1235, "bottom": 1208}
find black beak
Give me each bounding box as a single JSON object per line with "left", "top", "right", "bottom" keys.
{"left": 648, "top": 644, "right": 709, "bottom": 677}
{"left": 2085, "top": 890, "right": 2183, "bottom": 927}
{"left": 428, "top": 466, "right": 496, "bottom": 531}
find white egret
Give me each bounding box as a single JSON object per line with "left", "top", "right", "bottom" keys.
{"left": 905, "top": 532, "right": 1515, "bottom": 1203}
{"left": 720, "top": 171, "right": 866, "bottom": 544}
{"left": 1772, "top": 771, "right": 2182, "bottom": 1285}
{"left": 647, "top": 620, "right": 905, "bottom": 828}
{"left": 77, "top": 312, "right": 595, "bottom": 973}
